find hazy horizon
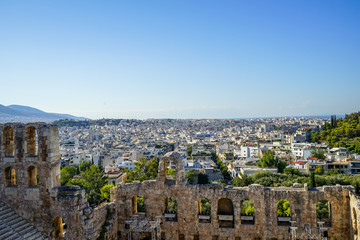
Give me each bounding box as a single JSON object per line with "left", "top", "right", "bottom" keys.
{"left": 1, "top": 1, "right": 359, "bottom": 119}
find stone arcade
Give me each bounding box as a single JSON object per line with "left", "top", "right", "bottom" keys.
{"left": 0, "top": 123, "right": 360, "bottom": 240}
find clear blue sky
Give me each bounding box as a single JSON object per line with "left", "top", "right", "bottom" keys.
{"left": 1, "top": 1, "right": 359, "bottom": 119}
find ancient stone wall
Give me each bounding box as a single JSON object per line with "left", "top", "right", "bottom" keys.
{"left": 350, "top": 191, "right": 360, "bottom": 240}
{"left": 113, "top": 151, "right": 353, "bottom": 240}
{"left": 0, "top": 123, "right": 114, "bottom": 240}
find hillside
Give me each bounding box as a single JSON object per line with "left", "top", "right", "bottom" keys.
{"left": 0, "top": 104, "right": 87, "bottom": 123}
{"left": 312, "top": 112, "right": 360, "bottom": 153}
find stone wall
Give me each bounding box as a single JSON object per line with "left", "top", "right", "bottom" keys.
{"left": 113, "top": 152, "right": 354, "bottom": 240}
{"left": 0, "top": 123, "right": 115, "bottom": 240}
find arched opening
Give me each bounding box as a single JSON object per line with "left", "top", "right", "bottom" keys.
{"left": 316, "top": 200, "right": 331, "bottom": 227}
{"left": 26, "top": 126, "right": 37, "bottom": 156}
{"left": 5, "top": 167, "right": 17, "bottom": 186}
{"left": 277, "top": 199, "right": 291, "bottom": 226}
{"left": 164, "top": 197, "right": 177, "bottom": 221}
{"left": 3, "top": 126, "right": 14, "bottom": 157}
{"left": 137, "top": 196, "right": 146, "bottom": 213}
{"left": 353, "top": 208, "right": 358, "bottom": 235}
{"left": 241, "top": 199, "right": 254, "bottom": 225}
{"left": 53, "top": 217, "right": 64, "bottom": 239}
{"left": 27, "top": 166, "right": 38, "bottom": 187}
{"left": 217, "top": 198, "right": 234, "bottom": 228}
{"left": 198, "top": 198, "right": 211, "bottom": 223}
{"left": 165, "top": 159, "right": 176, "bottom": 180}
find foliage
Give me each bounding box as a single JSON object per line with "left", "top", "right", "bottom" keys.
{"left": 213, "top": 154, "right": 231, "bottom": 181}
{"left": 60, "top": 166, "right": 77, "bottom": 186}
{"left": 310, "top": 172, "right": 316, "bottom": 188}
{"left": 316, "top": 112, "right": 360, "bottom": 154}
{"left": 187, "top": 146, "right": 192, "bottom": 156}
{"left": 79, "top": 160, "right": 92, "bottom": 173}
{"left": 199, "top": 198, "right": 211, "bottom": 215}
{"left": 310, "top": 149, "right": 325, "bottom": 160}
{"left": 137, "top": 197, "right": 145, "bottom": 212}
{"left": 100, "top": 184, "right": 115, "bottom": 201}
{"left": 186, "top": 170, "right": 197, "bottom": 184}
{"left": 166, "top": 197, "right": 177, "bottom": 214}
{"left": 315, "top": 165, "right": 324, "bottom": 175}
{"left": 66, "top": 164, "right": 107, "bottom": 206}
{"left": 258, "top": 150, "right": 279, "bottom": 168}
{"left": 277, "top": 199, "right": 290, "bottom": 217}
{"left": 241, "top": 199, "right": 254, "bottom": 216}
{"left": 197, "top": 173, "right": 209, "bottom": 184}
{"left": 123, "top": 157, "right": 159, "bottom": 183}
{"left": 231, "top": 173, "right": 252, "bottom": 187}
{"left": 316, "top": 200, "right": 329, "bottom": 219}
{"left": 277, "top": 161, "right": 287, "bottom": 173}
{"left": 166, "top": 168, "right": 176, "bottom": 179}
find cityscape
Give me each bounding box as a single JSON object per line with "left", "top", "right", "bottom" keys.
{"left": 1, "top": 0, "right": 360, "bottom": 239}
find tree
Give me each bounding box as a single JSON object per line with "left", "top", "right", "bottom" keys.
{"left": 310, "top": 149, "right": 325, "bottom": 160}
{"left": 277, "top": 199, "right": 290, "bottom": 217}
{"left": 258, "top": 150, "right": 278, "bottom": 168}
{"left": 316, "top": 200, "right": 329, "bottom": 219}
{"left": 241, "top": 200, "right": 254, "bottom": 216}
{"left": 100, "top": 184, "right": 115, "bottom": 201}
{"left": 277, "top": 161, "right": 287, "bottom": 173}
{"left": 185, "top": 170, "right": 197, "bottom": 184}
{"left": 187, "top": 146, "right": 193, "bottom": 156}
{"left": 60, "top": 166, "right": 77, "bottom": 186}
{"left": 310, "top": 172, "right": 316, "bottom": 188}
{"left": 315, "top": 166, "right": 324, "bottom": 175}
{"left": 197, "top": 173, "right": 209, "bottom": 184}
{"left": 123, "top": 157, "right": 159, "bottom": 183}
{"left": 78, "top": 160, "right": 92, "bottom": 173}
{"left": 199, "top": 198, "right": 211, "bottom": 215}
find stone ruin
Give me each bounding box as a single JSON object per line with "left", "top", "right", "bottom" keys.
{"left": 0, "top": 122, "right": 360, "bottom": 240}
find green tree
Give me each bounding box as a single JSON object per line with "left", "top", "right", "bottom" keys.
{"left": 315, "top": 165, "right": 324, "bottom": 175}
{"left": 310, "top": 172, "right": 316, "bottom": 188}
{"left": 258, "top": 150, "right": 278, "bottom": 168}
{"left": 185, "top": 170, "right": 197, "bottom": 184}
{"left": 79, "top": 160, "right": 92, "bottom": 173}
{"left": 277, "top": 199, "right": 291, "bottom": 217}
{"left": 137, "top": 197, "right": 145, "bottom": 212}
{"left": 199, "top": 198, "right": 211, "bottom": 215}
{"left": 166, "top": 168, "right": 176, "bottom": 179}
{"left": 60, "top": 166, "right": 77, "bottom": 186}
{"left": 316, "top": 200, "right": 329, "bottom": 219}
{"left": 197, "top": 173, "right": 209, "bottom": 184}
{"left": 310, "top": 149, "right": 325, "bottom": 160}
{"left": 100, "top": 184, "right": 115, "bottom": 201}
{"left": 241, "top": 200, "right": 254, "bottom": 216}
{"left": 187, "top": 146, "right": 193, "bottom": 156}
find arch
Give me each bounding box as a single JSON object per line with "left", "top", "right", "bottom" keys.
{"left": 217, "top": 198, "right": 234, "bottom": 228}
{"left": 27, "top": 166, "right": 38, "bottom": 187}
{"left": 198, "top": 198, "right": 211, "bottom": 223}
{"left": 53, "top": 217, "right": 64, "bottom": 239}
{"left": 137, "top": 196, "right": 146, "bottom": 213}
{"left": 241, "top": 199, "right": 254, "bottom": 225}
{"left": 277, "top": 199, "right": 291, "bottom": 226}
{"left": 217, "top": 198, "right": 233, "bottom": 215}
{"left": 199, "top": 198, "right": 211, "bottom": 215}
{"left": 316, "top": 200, "right": 331, "bottom": 227}
{"left": 164, "top": 197, "right": 177, "bottom": 221}
{"left": 26, "top": 126, "right": 37, "bottom": 156}
{"left": 3, "top": 126, "right": 14, "bottom": 157}
{"left": 157, "top": 152, "right": 185, "bottom": 185}
{"left": 5, "top": 167, "right": 17, "bottom": 186}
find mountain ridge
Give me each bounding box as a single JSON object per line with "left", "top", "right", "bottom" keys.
{"left": 0, "top": 104, "right": 87, "bottom": 122}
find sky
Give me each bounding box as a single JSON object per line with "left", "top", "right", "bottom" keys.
{"left": 0, "top": 1, "right": 359, "bottom": 119}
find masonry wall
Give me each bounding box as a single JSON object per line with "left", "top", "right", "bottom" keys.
{"left": 0, "top": 123, "right": 114, "bottom": 240}
{"left": 113, "top": 152, "right": 353, "bottom": 240}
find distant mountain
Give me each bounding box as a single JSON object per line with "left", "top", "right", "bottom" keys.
{"left": 0, "top": 104, "right": 88, "bottom": 123}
